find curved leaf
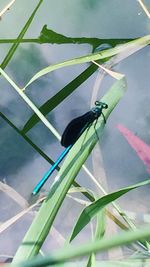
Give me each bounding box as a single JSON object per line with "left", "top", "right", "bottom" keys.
{"left": 24, "top": 35, "right": 150, "bottom": 88}
{"left": 70, "top": 179, "right": 150, "bottom": 241}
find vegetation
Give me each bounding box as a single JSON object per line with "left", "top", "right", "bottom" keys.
{"left": 0, "top": 1, "right": 150, "bottom": 266}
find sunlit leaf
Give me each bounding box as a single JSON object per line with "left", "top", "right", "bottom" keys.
{"left": 24, "top": 35, "right": 150, "bottom": 88}
{"left": 70, "top": 179, "right": 150, "bottom": 241}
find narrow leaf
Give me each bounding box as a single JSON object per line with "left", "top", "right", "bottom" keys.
{"left": 11, "top": 224, "right": 150, "bottom": 266}
{"left": 0, "top": 182, "right": 28, "bottom": 209}
{"left": 12, "top": 77, "right": 126, "bottom": 262}
{"left": 22, "top": 62, "right": 100, "bottom": 133}
{"left": 24, "top": 35, "right": 150, "bottom": 88}
{"left": 70, "top": 179, "right": 150, "bottom": 241}
{"left": 39, "top": 25, "right": 132, "bottom": 49}
{"left": 0, "top": 0, "right": 43, "bottom": 69}
{"left": 0, "top": 68, "right": 60, "bottom": 140}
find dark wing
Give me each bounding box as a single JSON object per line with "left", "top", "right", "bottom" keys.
{"left": 61, "top": 111, "right": 95, "bottom": 147}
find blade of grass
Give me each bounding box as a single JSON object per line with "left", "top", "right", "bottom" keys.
{"left": 90, "top": 54, "right": 150, "bottom": 249}
{"left": 0, "top": 197, "right": 45, "bottom": 234}
{"left": 82, "top": 161, "right": 148, "bottom": 250}
{"left": 86, "top": 207, "right": 105, "bottom": 267}
{"left": 86, "top": 253, "right": 95, "bottom": 267}
{"left": 0, "top": 38, "right": 39, "bottom": 44}
{"left": 2, "top": 110, "right": 144, "bottom": 250}
{"left": 22, "top": 62, "right": 100, "bottom": 133}
{"left": 0, "top": 66, "right": 133, "bottom": 233}
{"left": 38, "top": 25, "right": 133, "bottom": 50}
{"left": 24, "top": 35, "right": 150, "bottom": 88}
{"left": 69, "top": 179, "right": 150, "bottom": 242}
{"left": 22, "top": 37, "right": 132, "bottom": 134}
{"left": 0, "top": 36, "right": 132, "bottom": 45}
{"left": 0, "top": 181, "right": 28, "bottom": 209}
{"left": 0, "top": 112, "right": 56, "bottom": 167}
{"left": 1, "top": 67, "right": 137, "bottom": 240}
{"left": 0, "top": 0, "right": 16, "bottom": 19}
{"left": 1, "top": 110, "right": 127, "bottom": 232}
{"left": 1, "top": 66, "right": 134, "bottom": 248}
{"left": 95, "top": 209, "right": 106, "bottom": 240}
{"left": 11, "top": 224, "right": 150, "bottom": 266}
{"left": 0, "top": 68, "right": 60, "bottom": 140}
{"left": 137, "top": 0, "right": 150, "bottom": 19}
{"left": 12, "top": 75, "right": 126, "bottom": 262}
{"left": 0, "top": 0, "right": 43, "bottom": 69}
{"left": 22, "top": 34, "right": 150, "bottom": 143}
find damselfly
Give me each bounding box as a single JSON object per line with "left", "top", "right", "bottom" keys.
{"left": 32, "top": 101, "right": 108, "bottom": 195}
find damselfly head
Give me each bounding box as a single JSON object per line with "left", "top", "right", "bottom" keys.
{"left": 95, "top": 101, "right": 108, "bottom": 109}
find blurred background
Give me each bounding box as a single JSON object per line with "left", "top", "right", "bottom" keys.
{"left": 0, "top": 0, "right": 150, "bottom": 260}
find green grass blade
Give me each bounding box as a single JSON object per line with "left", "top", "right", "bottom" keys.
{"left": 39, "top": 25, "right": 132, "bottom": 49}
{"left": 0, "top": 112, "right": 103, "bottom": 207}
{"left": 69, "top": 179, "right": 150, "bottom": 242}
{"left": 0, "top": 36, "right": 132, "bottom": 46}
{"left": 12, "top": 75, "right": 126, "bottom": 262}
{"left": 0, "top": 112, "right": 139, "bottom": 243}
{"left": 22, "top": 62, "right": 101, "bottom": 133}
{"left": 0, "top": 110, "right": 128, "bottom": 235}
{"left": 86, "top": 208, "right": 105, "bottom": 267}
{"left": 0, "top": 38, "right": 39, "bottom": 44}
{"left": 95, "top": 209, "right": 106, "bottom": 240}
{"left": 0, "top": 113, "right": 129, "bottom": 235}
{"left": 0, "top": 64, "right": 129, "bottom": 233}
{"left": 0, "top": 111, "right": 56, "bottom": 168}
{"left": 24, "top": 35, "right": 150, "bottom": 89}
{"left": 11, "top": 225, "right": 150, "bottom": 266}
{"left": 0, "top": 67, "right": 60, "bottom": 140}
{"left": 86, "top": 253, "right": 96, "bottom": 267}
{"left": 0, "top": 0, "right": 43, "bottom": 69}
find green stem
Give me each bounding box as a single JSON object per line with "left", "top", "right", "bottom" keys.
{"left": 0, "top": 38, "right": 40, "bottom": 43}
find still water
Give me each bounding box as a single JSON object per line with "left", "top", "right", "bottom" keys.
{"left": 0, "top": 0, "right": 150, "bottom": 259}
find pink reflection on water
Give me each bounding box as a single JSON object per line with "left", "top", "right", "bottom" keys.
{"left": 117, "top": 124, "right": 150, "bottom": 174}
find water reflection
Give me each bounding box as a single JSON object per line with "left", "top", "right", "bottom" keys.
{"left": 0, "top": 0, "right": 150, "bottom": 259}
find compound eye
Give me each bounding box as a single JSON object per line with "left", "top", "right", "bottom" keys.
{"left": 95, "top": 100, "right": 100, "bottom": 106}
{"left": 95, "top": 101, "right": 108, "bottom": 109}
{"left": 103, "top": 103, "right": 108, "bottom": 109}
